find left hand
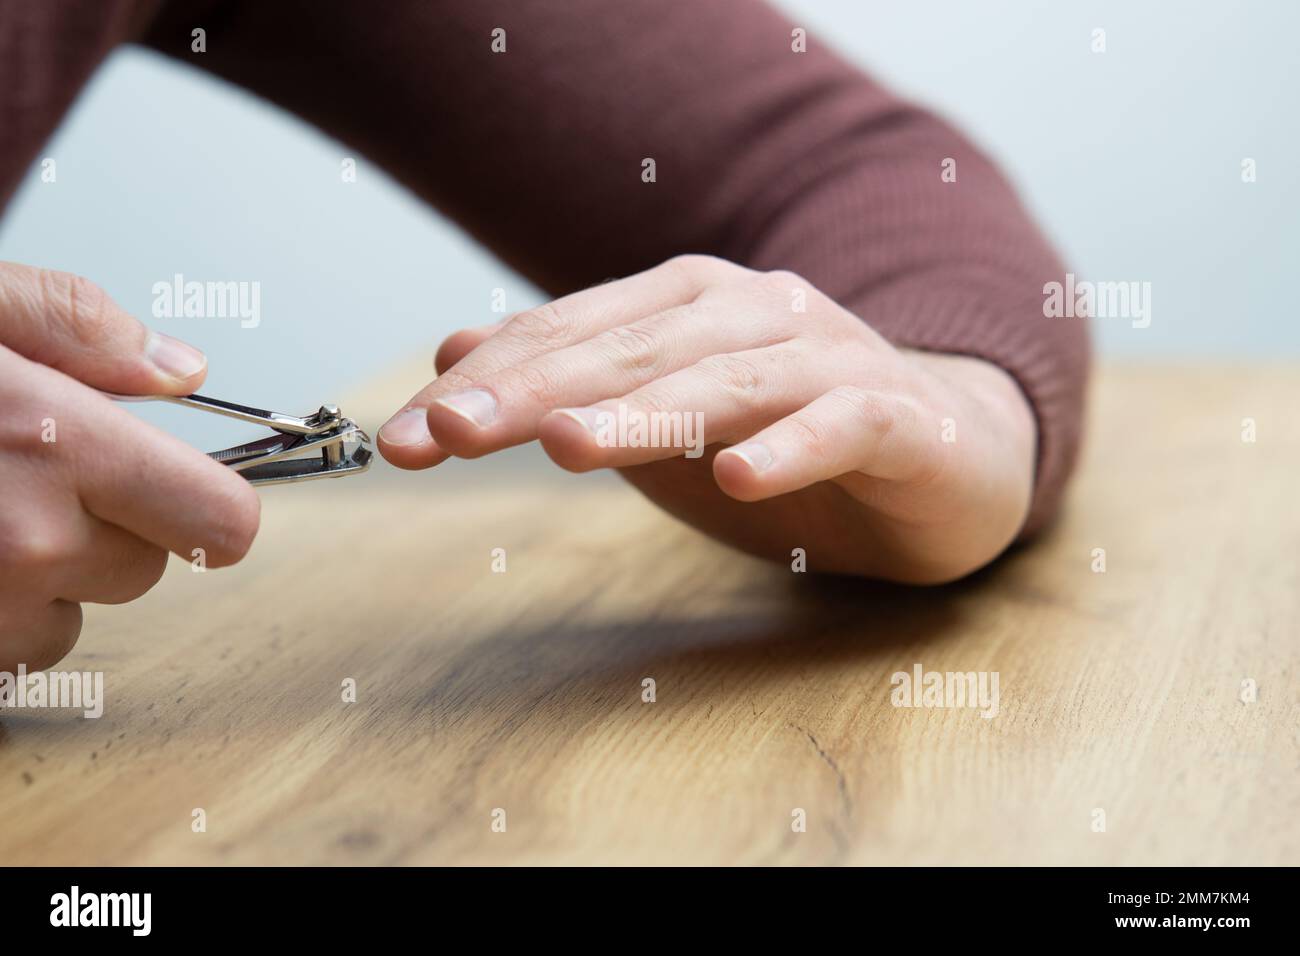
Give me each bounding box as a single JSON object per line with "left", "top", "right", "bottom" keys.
{"left": 378, "top": 255, "right": 1036, "bottom": 582}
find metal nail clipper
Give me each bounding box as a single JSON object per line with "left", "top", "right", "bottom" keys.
{"left": 107, "top": 393, "right": 373, "bottom": 485}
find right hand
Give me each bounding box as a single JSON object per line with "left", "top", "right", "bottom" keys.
{"left": 0, "top": 262, "right": 261, "bottom": 673}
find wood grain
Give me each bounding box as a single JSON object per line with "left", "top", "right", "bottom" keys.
{"left": 1, "top": 362, "right": 1297, "bottom": 865}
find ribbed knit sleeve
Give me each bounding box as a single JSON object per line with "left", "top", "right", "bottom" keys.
{"left": 3, "top": 0, "right": 1090, "bottom": 536}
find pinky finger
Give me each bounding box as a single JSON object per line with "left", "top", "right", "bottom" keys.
{"left": 713, "top": 386, "right": 937, "bottom": 501}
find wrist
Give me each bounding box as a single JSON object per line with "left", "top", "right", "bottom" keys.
{"left": 900, "top": 347, "right": 1037, "bottom": 530}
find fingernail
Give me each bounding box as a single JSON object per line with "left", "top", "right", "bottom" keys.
{"left": 554, "top": 407, "right": 603, "bottom": 433}
{"left": 435, "top": 389, "right": 497, "bottom": 427}
{"left": 146, "top": 331, "right": 206, "bottom": 380}
{"left": 379, "top": 407, "right": 432, "bottom": 446}
{"left": 726, "top": 442, "right": 773, "bottom": 473}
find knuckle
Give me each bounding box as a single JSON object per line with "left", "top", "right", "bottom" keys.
{"left": 627, "top": 387, "right": 673, "bottom": 419}
{"left": 0, "top": 521, "right": 72, "bottom": 577}
{"left": 598, "top": 323, "right": 663, "bottom": 372}
{"left": 697, "top": 353, "right": 765, "bottom": 399}
{"left": 752, "top": 269, "right": 811, "bottom": 305}
{"left": 503, "top": 361, "right": 565, "bottom": 408}
{"left": 665, "top": 254, "right": 743, "bottom": 284}
{"left": 826, "top": 386, "right": 907, "bottom": 439}
{"left": 759, "top": 268, "right": 804, "bottom": 291}
{"left": 664, "top": 253, "right": 713, "bottom": 277}
{"left": 508, "top": 303, "right": 576, "bottom": 344}
{"left": 39, "top": 270, "right": 118, "bottom": 348}
{"left": 788, "top": 412, "right": 834, "bottom": 451}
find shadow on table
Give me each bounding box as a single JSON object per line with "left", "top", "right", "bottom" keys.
{"left": 407, "top": 563, "right": 1000, "bottom": 729}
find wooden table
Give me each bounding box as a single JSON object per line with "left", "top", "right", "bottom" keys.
{"left": 1, "top": 363, "right": 1296, "bottom": 865}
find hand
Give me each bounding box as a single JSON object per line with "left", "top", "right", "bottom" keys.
{"left": 0, "top": 262, "right": 260, "bottom": 673}
{"left": 379, "top": 256, "right": 1035, "bottom": 583}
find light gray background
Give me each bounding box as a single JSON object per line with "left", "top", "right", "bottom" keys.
{"left": 1, "top": 0, "right": 1295, "bottom": 444}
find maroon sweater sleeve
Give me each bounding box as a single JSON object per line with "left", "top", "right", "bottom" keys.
{"left": 5, "top": 0, "right": 1090, "bottom": 536}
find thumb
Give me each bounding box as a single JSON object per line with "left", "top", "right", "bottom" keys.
{"left": 0, "top": 262, "right": 206, "bottom": 395}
